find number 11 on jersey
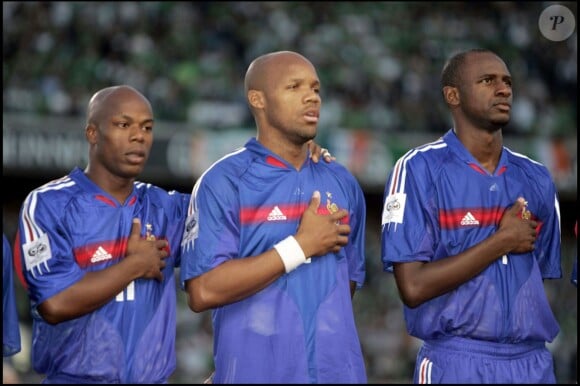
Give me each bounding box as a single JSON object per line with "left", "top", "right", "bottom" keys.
{"left": 116, "top": 281, "right": 135, "bottom": 301}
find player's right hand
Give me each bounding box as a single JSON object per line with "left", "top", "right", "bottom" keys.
{"left": 498, "top": 197, "right": 538, "bottom": 254}
{"left": 295, "top": 191, "right": 350, "bottom": 258}
{"left": 126, "top": 218, "right": 169, "bottom": 281}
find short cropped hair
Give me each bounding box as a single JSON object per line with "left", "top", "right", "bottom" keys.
{"left": 441, "top": 48, "right": 495, "bottom": 89}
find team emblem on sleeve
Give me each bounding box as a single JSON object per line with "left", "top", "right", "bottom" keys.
{"left": 382, "top": 193, "right": 406, "bottom": 226}
{"left": 23, "top": 232, "right": 52, "bottom": 274}
{"left": 181, "top": 214, "right": 199, "bottom": 250}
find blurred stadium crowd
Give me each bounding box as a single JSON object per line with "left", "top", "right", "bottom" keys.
{"left": 3, "top": 1, "right": 577, "bottom": 136}
{"left": 3, "top": 1, "right": 577, "bottom": 384}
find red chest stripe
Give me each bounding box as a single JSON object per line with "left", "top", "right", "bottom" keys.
{"left": 74, "top": 237, "right": 170, "bottom": 268}
{"left": 439, "top": 207, "right": 505, "bottom": 229}
{"left": 240, "top": 203, "right": 349, "bottom": 224}
{"left": 439, "top": 206, "right": 542, "bottom": 233}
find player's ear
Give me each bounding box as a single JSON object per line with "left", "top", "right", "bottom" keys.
{"left": 248, "top": 90, "right": 265, "bottom": 109}
{"left": 443, "top": 86, "right": 459, "bottom": 107}
{"left": 85, "top": 123, "right": 98, "bottom": 144}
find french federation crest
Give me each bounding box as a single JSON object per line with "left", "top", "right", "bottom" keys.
{"left": 326, "top": 191, "right": 340, "bottom": 214}
{"left": 382, "top": 193, "right": 406, "bottom": 225}
{"left": 23, "top": 232, "right": 52, "bottom": 273}
{"left": 181, "top": 214, "right": 199, "bottom": 250}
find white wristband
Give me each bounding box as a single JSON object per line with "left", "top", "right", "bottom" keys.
{"left": 274, "top": 236, "right": 307, "bottom": 273}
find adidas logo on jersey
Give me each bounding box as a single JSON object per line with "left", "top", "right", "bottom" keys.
{"left": 91, "top": 246, "right": 113, "bottom": 263}
{"left": 460, "top": 212, "right": 480, "bottom": 226}
{"left": 267, "top": 206, "right": 287, "bottom": 221}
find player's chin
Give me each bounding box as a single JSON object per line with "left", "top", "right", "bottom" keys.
{"left": 121, "top": 163, "right": 146, "bottom": 178}
{"left": 491, "top": 116, "right": 510, "bottom": 127}
{"left": 491, "top": 112, "right": 510, "bottom": 126}
{"left": 300, "top": 126, "right": 317, "bottom": 141}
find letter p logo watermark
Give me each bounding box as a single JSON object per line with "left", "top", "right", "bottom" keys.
{"left": 539, "top": 4, "right": 576, "bottom": 41}
{"left": 550, "top": 15, "right": 565, "bottom": 31}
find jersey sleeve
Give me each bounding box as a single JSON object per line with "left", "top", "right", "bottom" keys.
{"left": 3, "top": 233, "right": 21, "bottom": 357}
{"left": 344, "top": 174, "right": 367, "bottom": 288}
{"left": 15, "top": 190, "right": 84, "bottom": 319}
{"left": 180, "top": 169, "right": 240, "bottom": 287}
{"left": 164, "top": 191, "right": 191, "bottom": 269}
{"left": 380, "top": 152, "right": 437, "bottom": 272}
{"left": 534, "top": 179, "right": 562, "bottom": 280}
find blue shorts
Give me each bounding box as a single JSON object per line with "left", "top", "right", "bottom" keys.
{"left": 413, "top": 337, "right": 556, "bottom": 384}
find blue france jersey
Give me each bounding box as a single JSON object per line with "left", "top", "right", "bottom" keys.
{"left": 180, "top": 138, "right": 367, "bottom": 384}
{"left": 381, "top": 129, "right": 561, "bottom": 343}
{"left": 14, "top": 167, "right": 189, "bottom": 383}
{"left": 3, "top": 233, "right": 21, "bottom": 357}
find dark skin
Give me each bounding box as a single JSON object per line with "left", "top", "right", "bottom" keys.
{"left": 38, "top": 86, "right": 169, "bottom": 324}
{"left": 393, "top": 52, "right": 538, "bottom": 308}
{"left": 38, "top": 85, "right": 332, "bottom": 324}
{"left": 185, "top": 51, "right": 354, "bottom": 313}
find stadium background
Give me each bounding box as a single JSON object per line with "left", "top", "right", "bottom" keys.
{"left": 2, "top": 1, "right": 576, "bottom": 383}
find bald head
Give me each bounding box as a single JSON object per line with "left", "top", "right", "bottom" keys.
{"left": 244, "top": 51, "right": 315, "bottom": 95}
{"left": 87, "top": 85, "right": 152, "bottom": 126}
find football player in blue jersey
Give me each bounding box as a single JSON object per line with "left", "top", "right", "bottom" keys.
{"left": 12, "top": 83, "right": 332, "bottom": 384}
{"left": 13, "top": 85, "right": 190, "bottom": 384}
{"left": 380, "top": 48, "right": 562, "bottom": 383}
{"left": 180, "top": 51, "right": 368, "bottom": 384}
{"left": 3, "top": 233, "right": 21, "bottom": 358}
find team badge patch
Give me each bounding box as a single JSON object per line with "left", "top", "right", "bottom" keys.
{"left": 23, "top": 232, "right": 52, "bottom": 271}
{"left": 326, "top": 191, "right": 339, "bottom": 214}
{"left": 520, "top": 200, "right": 532, "bottom": 220}
{"left": 382, "top": 193, "right": 406, "bottom": 225}
{"left": 145, "top": 223, "right": 156, "bottom": 240}
{"left": 181, "top": 214, "right": 199, "bottom": 249}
